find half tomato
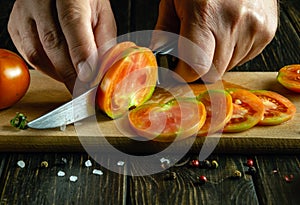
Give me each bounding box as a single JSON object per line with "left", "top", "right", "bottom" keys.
{"left": 223, "top": 88, "right": 264, "bottom": 132}
{"left": 96, "top": 42, "right": 158, "bottom": 119}
{"left": 128, "top": 98, "right": 206, "bottom": 142}
{"left": 250, "top": 90, "right": 296, "bottom": 125}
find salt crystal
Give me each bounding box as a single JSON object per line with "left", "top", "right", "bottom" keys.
{"left": 92, "top": 169, "right": 104, "bottom": 176}
{"left": 60, "top": 123, "right": 66, "bottom": 131}
{"left": 160, "top": 157, "right": 170, "bottom": 164}
{"left": 57, "top": 171, "right": 65, "bottom": 177}
{"left": 61, "top": 157, "right": 67, "bottom": 164}
{"left": 85, "top": 160, "right": 92, "bottom": 167}
{"left": 117, "top": 161, "right": 125, "bottom": 166}
{"left": 17, "top": 160, "right": 25, "bottom": 168}
{"left": 69, "top": 175, "right": 78, "bottom": 182}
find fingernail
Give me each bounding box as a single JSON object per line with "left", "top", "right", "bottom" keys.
{"left": 78, "top": 61, "right": 92, "bottom": 82}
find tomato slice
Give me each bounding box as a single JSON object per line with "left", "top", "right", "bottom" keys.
{"left": 250, "top": 90, "right": 296, "bottom": 125}
{"left": 197, "top": 90, "right": 233, "bottom": 136}
{"left": 96, "top": 45, "right": 158, "bottom": 119}
{"left": 128, "top": 98, "right": 206, "bottom": 142}
{"left": 223, "top": 88, "right": 264, "bottom": 133}
{"left": 277, "top": 64, "right": 300, "bottom": 93}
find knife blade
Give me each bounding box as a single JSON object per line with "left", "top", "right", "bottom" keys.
{"left": 27, "top": 41, "right": 177, "bottom": 129}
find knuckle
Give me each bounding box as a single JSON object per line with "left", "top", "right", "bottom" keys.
{"left": 23, "top": 47, "right": 40, "bottom": 66}
{"left": 41, "top": 30, "right": 61, "bottom": 51}
{"left": 60, "top": 6, "right": 83, "bottom": 27}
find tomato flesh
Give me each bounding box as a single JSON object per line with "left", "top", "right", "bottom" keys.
{"left": 277, "top": 64, "right": 300, "bottom": 93}
{"left": 96, "top": 44, "right": 158, "bottom": 119}
{"left": 0, "top": 49, "right": 30, "bottom": 110}
{"left": 128, "top": 98, "right": 206, "bottom": 142}
{"left": 223, "top": 88, "right": 264, "bottom": 132}
{"left": 250, "top": 90, "right": 296, "bottom": 125}
{"left": 197, "top": 90, "right": 233, "bottom": 136}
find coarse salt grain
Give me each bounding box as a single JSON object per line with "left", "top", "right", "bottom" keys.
{"left": 92, "top": 169, "right": 104, "bottom": 176}
{"left": 17, "top": 160, "right": 25, "bottom": 168}
{"left": 117, "top": 161, "right": 125, "bottom": 166}
{"left": 57, "top": 171, "right": 65, "bottom": 177}
{"left": 69, "top": 176, "right": 78, "bottom": 182}
{"left": 60, "top": 123, "right": 66, "bottom": 131}
{"left": 160, "top": 157, "right": 170, "bottom": 164}
{"left": 85, "top": 160, "right": 92, "bottom": 167}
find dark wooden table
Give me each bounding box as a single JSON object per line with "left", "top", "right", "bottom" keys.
{"left": 0, "top": 0, "right": 299, "bottom": 204}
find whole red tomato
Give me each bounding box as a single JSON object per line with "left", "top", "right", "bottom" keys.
{"left": 0, "top": 49, "right": 30, "bottom": 110}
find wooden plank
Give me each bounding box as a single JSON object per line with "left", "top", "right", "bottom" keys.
{"left": 0, "top": 153, "right": 127, "bottom": 204}
{"left": 253, "top": 155, "right": 300, "bottom": 205}
{"left": 128, "top": 155, "right": 259, "bottom": 205}
{"left": 0, "top": 71, "right": 299, "bottom": 153}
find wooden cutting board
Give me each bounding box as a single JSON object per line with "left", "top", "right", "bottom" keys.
{"left": 0, "top": 70, "right": 299, "bottom": 153}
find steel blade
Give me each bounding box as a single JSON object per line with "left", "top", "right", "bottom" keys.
{"left": 27, "top": 87, "right": 97, "bottom": 129}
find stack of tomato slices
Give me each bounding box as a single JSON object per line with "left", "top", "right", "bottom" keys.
{"left": 127, "top": 88, "right": 296, "bottom": 142}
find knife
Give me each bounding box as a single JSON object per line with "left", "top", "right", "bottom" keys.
{"left": 27, "top": 41, "right": 178, "bottom": 129}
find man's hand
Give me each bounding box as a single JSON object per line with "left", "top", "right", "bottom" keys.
{"left": 152, "top": 0, "right": 278, "bottom": 82}
{"left": 8, "top": 0, "right": 117, "bottom": 92}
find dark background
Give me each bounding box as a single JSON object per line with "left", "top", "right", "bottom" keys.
{"left": 0, "top": 0, "right": 299, "bottom": 71}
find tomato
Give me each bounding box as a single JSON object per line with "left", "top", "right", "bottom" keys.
{"left": 277, "top": 64, "right": 300, "bottom": 93}
{"left": 250, "top": 90, "right": 296, "bottom": 125}
{"left": 223, "top": 88, "right": 264, "bottom": 133}
{"left": 0, "top": 49, "right": 30, "bottom": 110}
{"left": 96, "top": 43, "right": 158, "bottom": 119}
{"left": 90, "top": 41, "right": 136, "bottom": 87}
{"left": 197, "top": 90, "right": 233, "bottom": 136}
{"left": 128, "top": 98, "right": 206, "bottom": 142}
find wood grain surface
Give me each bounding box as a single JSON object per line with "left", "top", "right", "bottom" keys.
{"left": 0, "top": 71, "right": 299, "bottom": 153}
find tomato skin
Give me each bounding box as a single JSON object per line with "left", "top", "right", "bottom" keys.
{"left": 223, "top": 88, "right": 265, "bottom": 133}
{"left": 96, "top": 43, "right": 158, "bottom": 119}
{"left": 0, "top": 49, "right": 30, "bottom": 110}
{"left": 90, "top": 41, "right": 136, "bottom": 88}
{"left": 197, "top": 90, "right": 233, "bottom": 136}
{"left": 250, "top": 90, "right": 296, "bottom": 125}
{"left": 277, "top": 64, "right": 300, "bottom": 93}
{"left": 128, "top": 98, "right": 206, "bottom": 142}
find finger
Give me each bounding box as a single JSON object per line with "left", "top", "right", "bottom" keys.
{"left": 93, "top": 0, "right": 117, "bottom": 57}
{"left": 149, "top": 0, "right": 180, "bottom": 50}
{"left": 200, "top": 32, "right": 236, "bottom": 83}
{"left": 174, "top": 11, "right": 215, "bottom": 82}
{"left": 56, "top": 0, "right": 99, "bottom": 82}
{"left": 31, "top": 0, "right": 77, "bottom": 92}
{"left": 8, "top": 4, "right": 61, "bottom": 82}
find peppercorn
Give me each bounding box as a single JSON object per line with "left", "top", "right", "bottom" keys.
{"left": 190, "top": 159, "right": 200, "bottom": 167}
{"left": 232, "top": 170, "right": 242, "bottom": 179}
{"left": 202, "top": 160, "right": 211, "bottom": 168}
{"left": 198, "top": 175, "right": 207, "bottom": 184}
{"left": 40, "top": 161, "right": 49, "bottom": 168}
{"left": 246, "top": 159, "right": 254, "bottom": 167}
{"left": 211, "top": 160, "right": 219, "bottom": 169}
